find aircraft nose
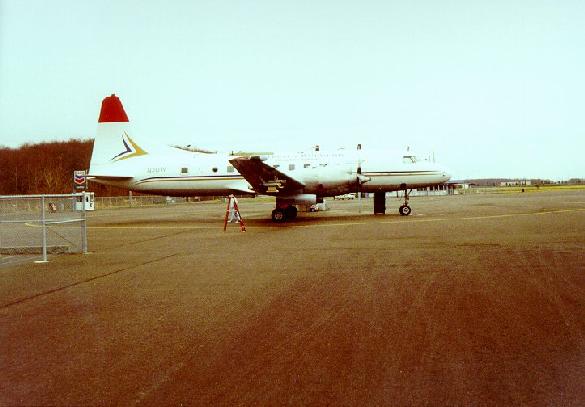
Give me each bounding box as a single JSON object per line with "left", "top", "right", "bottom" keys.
{"left": 437, "top": 166, "right": 451, "bottom": 182}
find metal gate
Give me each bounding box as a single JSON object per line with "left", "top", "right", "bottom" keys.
{"left": 0, "top": 193, "right": 88, "bottom": 263}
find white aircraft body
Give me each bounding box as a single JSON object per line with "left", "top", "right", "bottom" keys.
{"left": 89, "top": 94, "right": 451, "bottom": 222}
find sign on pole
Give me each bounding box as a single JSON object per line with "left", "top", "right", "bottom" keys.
{"left": 74, "top": 170, "right": 87, "bottom": 190}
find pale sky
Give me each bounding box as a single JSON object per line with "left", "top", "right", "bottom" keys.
{"left": 1, "top": 0, "right": 584, "bottom": 180}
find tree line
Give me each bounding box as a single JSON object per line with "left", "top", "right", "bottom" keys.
{"left": 0, "top": 140, "right": 128, "bottom": 195}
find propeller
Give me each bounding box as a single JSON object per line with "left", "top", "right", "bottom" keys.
{"left": 356, "top": 144, "right": 365, "bottom": 213}
{"left": 355, "top": 165, "right": 371, "bottom": 213}
{"left": 357, "top": 166, "right": 362, "bottom": 213}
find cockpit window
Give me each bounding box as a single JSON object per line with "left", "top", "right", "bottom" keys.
{"left": 402, "top": 155, "right": 416, "bottom": 164}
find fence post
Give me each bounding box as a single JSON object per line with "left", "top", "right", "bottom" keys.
{"left": 40, "top": 196, "right": 48, "bottom": 262}
{"left": 81, "top": 192, "right": 88, "bottom": 254}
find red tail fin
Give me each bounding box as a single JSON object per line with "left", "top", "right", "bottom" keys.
{"left": 98, "top": 94, "right": 129, "bottom": 123}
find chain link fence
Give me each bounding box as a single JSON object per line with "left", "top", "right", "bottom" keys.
{"left": 0, "top": 193, "right": 88, "bottom": 262}
{"left": 95, "top": 195, "right": 188, "bottom": 208}
{"left": 92, "top": 195, "right": 224, "bottom": 209}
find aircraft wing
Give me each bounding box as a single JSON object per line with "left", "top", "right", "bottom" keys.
{"left": 229, "top": 156, "right": 304, "bottom": 194}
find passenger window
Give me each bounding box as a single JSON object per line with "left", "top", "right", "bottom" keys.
{"left": 212, "top": 167, "right": 218, "bottom": 173}
{"left": 227, "top": 165, "right": 234, "bottom": 173}
{"left": 289, "top": 164, "right": 295, "bottom": 171}
{"left": 274, "top": 164, "right": 280, "bottom": 169}
{"left": 181, "top": 167, "right": 188, "bottom": 174}
{"left": 304, "top": 163, "right": 310, "bottom": 168}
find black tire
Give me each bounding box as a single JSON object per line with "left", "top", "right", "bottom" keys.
{"left": 271, "top": 209, "right": 286, "bottom": 222}
{"left": 284, "top": 205, "right": 297, "bottom": 220}
{"left": 399, "top": 205, "right": 412, "bottom": 216}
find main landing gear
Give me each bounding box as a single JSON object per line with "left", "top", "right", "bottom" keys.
{"left": 271, "top": 204, "right": 297, "bottom": 222}
{"left": 399, "top": 185, "right": 412, "bottom": 216}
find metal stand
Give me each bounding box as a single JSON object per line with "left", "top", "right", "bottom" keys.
{"left": 223, "top": 196, "right": 246, "bottom": 232}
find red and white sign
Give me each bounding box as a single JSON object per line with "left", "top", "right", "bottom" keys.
{"left": 74, "top": 170, "right": 87, "bottom": 190}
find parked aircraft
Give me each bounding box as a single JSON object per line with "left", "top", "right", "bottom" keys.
{"left": 89, "top": 94, "right": 450, "bottom": 222}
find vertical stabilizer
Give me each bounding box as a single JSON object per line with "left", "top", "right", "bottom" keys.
{"left": 89, "top": 94, "right": 147, "bottom": 174}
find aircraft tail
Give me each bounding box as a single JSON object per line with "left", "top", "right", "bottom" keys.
{"left": 89, "top": 94, "right": 148, "bottom": 175}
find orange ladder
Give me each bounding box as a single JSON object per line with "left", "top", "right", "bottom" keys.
{"left": 223, "top": 195, "right": 246, "bottom": 232}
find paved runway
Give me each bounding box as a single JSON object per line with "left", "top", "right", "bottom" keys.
{"left": 1, "top": 190, "right": 585, "bottom": 405}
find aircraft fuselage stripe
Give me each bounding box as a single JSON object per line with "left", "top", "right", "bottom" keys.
{"left": 364, "top": 172, "right": 443, "bottom": 176}
{"left": 134, "top": 176, "right": 245, "bottom": 185}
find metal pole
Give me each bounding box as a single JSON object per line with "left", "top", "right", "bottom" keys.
{"left": 41, "top": 196, "right": 47, "bottom": 262}
{"left": 81, "top": 193, "right": 88, "bottom": 254}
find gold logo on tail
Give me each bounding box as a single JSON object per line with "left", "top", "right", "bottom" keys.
{"left": 112, "top": 132, "right": 148, "bottom": 161}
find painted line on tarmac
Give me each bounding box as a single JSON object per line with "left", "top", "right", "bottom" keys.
{"left": 87, "top": 225, "right": 219, "bottom": 230}
{"left": 461, "top": 214, "right": 516, "bottom": 220}
{"left": 24, "top": 222, "right": 222, "bottom": 230}
{"left": 380, "top": 218, "right": 448, "bottom": 224}
{"left": 533, "top": 209, "right": 578, "bottom": 215}
{"left": 293, "top": 222, "right": 367, "bottom": 228}
{"left": 460, "top": 208, "right": 585, "bottom": 221}
{"left": 0, "top": 255, "right": 39, "bottom": 268}
{"left": 0, "top": 255, "right": 14, "bottom": 266}
{"left": 380, "top": 207, "right": 585, "bottom": 225}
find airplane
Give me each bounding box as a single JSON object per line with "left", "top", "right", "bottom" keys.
{"left": 88, "top": 94, "right": 451, "bottom": 222}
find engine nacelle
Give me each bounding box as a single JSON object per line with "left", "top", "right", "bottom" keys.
{"left": 302, "top": 165, "right": 358, "bottom": 196}
{"left": 276, "top": 194, "right": 317, "bottom": 207}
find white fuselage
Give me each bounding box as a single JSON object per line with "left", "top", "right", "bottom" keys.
{"left": 91, "top": 146, "right": 450, "bottom": 197}
{"left": 263, "top": 149, "right": 449, "bottom": 195}
{"left": 91, "top": 147, "right": 251, "bottom": 196}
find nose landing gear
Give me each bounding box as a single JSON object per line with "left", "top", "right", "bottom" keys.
{"left": 399, "top": 186, "right": 412, "bottom": 216}
{"left": 399, "top": 204, "right": 412, "bottom": 216}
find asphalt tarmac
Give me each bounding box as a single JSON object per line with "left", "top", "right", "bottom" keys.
{"left": 1, "top": 190, "right": 585, "bottom": 406}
